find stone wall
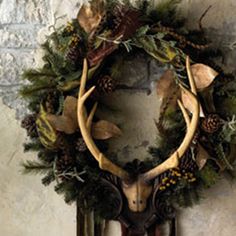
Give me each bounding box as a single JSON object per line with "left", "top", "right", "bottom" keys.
{"left": 0, "top": 1, "right": 236, "bottom": 236}
{"left": 0, "top": 1, "right": 81, "bottom": 236}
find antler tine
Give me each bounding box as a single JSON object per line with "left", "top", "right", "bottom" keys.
{"left": 178, "top": 99, "right": 190, "bottom": 129}
{"left": 186, "top": 56, "right": 197, "bottom": 95}
{"left": 77, "top": 59, "right": 129, "bottom": 180}
{"left": 87, "top": 102, "right": 98, "bottom": 132}
{"left": 79, "top": 59, "right": 88, "bottom": 99}
{"left": 142, "top": 56, "right": 200, "bottom": 182}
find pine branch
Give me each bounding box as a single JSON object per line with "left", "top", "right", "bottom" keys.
{"left": 198, "top": 164, "right": 219, "bottom": 187}
{"left": 37, "top": 150, "right": 57, "bottom": 164}
{"left": 42, "top": 171, "right": 55, "bottom": 186}
{"left": 19, "top": 84, "right": 56, "bottom": 97}
{"left": 24, "top": 141, "right": 44, "bottom": 152}
{"left": 214, "top": 144, "right": 234, "bottom": 170}
{"left": 21, "top": 160, "right": 53, "bottom": 175}
{"left": 22, "top": 67, "right": 56, "bottom": 82}
{"left": 55, "top": 179, "right": 80, "bottom": 204}
{"left": 42, "top": 42, "right": 69, "bottom": 76}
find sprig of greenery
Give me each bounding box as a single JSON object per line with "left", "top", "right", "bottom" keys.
{"left": 21, "top": 160, "right": 53, "bottom": 175}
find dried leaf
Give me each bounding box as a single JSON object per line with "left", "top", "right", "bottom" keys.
{"left": 181, "top": 90, "right": 205, "bottom": 117}
{"left": 156, "top": 70, "right": 178, "bottom": 100}
{"left": 91, "top": 120, "right": 122, "bottom": 140}
{"left": 47, "top": 115, "right": 77, "bottom": 135}
{"left": 87, "top": 6, "right": 142, "bottom": 66}
{"left": 63, "top": 96, "right": 78, "bottom": 124}
{"left": 196, "top": 144, "right": 210, "bottom": 170}
{"left": 88, "top": 42, "right": 118, "bottom": 67}
{"left": 77, "top": 0, "right": 105, "bottom": 34}
{"left": 47, "top": 96, "right": 78, "bottom": 134}
{"left": 112, "top": 6, "right": 142, "bottom": 40}
{"left": 191, "top": 64, "right": 218, "bottom": 90}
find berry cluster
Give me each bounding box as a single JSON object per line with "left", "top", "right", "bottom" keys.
{"left": 159, "top": 168, "right": 196, "bottom": 191}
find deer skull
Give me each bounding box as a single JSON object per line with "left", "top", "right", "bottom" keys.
{"left": 122, "top": 177, "right": 153, "bottom": 212}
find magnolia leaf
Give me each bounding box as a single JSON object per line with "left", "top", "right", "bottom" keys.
{"left": 47, "top": 115, "right": 77, "bottom": 135}
{"left": 47, "top": 96, "right": 78, "bottom": 134}
{"left": 77, "top": 0, "right": 104, "bottom": 34}
{"left": 63, "top": 96, "right": 77, "bottom": 123}
{"left": 191, "top": 64, "right": 219, "bottom": 90}
{"left": 196, "top": 144, "right": 210, "bottom": 170}
{"left": 91, "top": 120, "right": 122, "bottom": 140}
{"left": 156, "top": 70, "right": 179, "bottom": 100}
{"left": 157, "top": 70, "right": 180, "bottom": 114}
{"left": 181, "top": 90, "right": 205, "bottom": 117}
{"left": 36, "top": 105, "right": 59, "bottom": 149}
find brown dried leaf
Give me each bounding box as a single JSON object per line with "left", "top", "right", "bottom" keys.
{"left": 196, "top": 144, "right": 210, "bottom": 170}
{"left": 191, "top": 64, "right": 218, "bottom": 90}
{"left": 47, "top": 115, "right": 77, "bottom": 134}
{"left": 91, "top": 120, "right": 122, "bottom": 140}
{"left": 181, "top": 90, "right": 205, "bottom": 117}
{"left": 87, "top": 5, "right": 142, "bottom": 66}
{"left": 63, "top": 96, "right": 78, "bottom": 125}
{"left": 77, "top": 0, "right": 104, "bottom": 34}
{"left": 46, "top": 96, "right": 78, "bottom": 134}
{"left": 112, "top": 6, "right": 142, "bottom": 40}
{"left": 156, "top": 70, "right": 179, "bottom": 100}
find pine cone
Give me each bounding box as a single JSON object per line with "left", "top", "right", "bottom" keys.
{"left": 97, "top": 75, "right": 116, "bottom": 94}
{"left": 21, "top": 114, "right": 38, "bottom": 138}
{"left": 201, "top": 114, "right": 223, "bottom": 133}
{"left": 45, "top": 91, "right": 58, "bottom": 113}
{"left": 179, "top": 149, "right": 198, "bottom": 172}
{"left": 76, "top": 138, "right": 87, "bottom": 152}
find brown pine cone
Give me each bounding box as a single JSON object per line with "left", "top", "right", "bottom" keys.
{"left": 201, "top": 114, "right": 223, "bottom": 133}
{"left": 76, "top": 138, "right": 87, "bottom": 152}
{"left": 45, "top": 91, "right": 58, "bottom": 113}
{"left": 179, "top": 149, "right": 198, "bottom": 172}
{"left": 21, "top": 114, "right": 38, "bottom": 138}
{"left": 97, "top": 75, "right": 116, "bottom": 94}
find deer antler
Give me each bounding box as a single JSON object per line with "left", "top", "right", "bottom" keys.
{"left": 142, "top": 56, "right": 200, "bottom": 182}
{"left": 77, "top": 59, "right": 129, "bottom": 180}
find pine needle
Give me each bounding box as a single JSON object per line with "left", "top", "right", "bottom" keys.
{"left": 21, "top": 160, "right": 53, "bottom": 175}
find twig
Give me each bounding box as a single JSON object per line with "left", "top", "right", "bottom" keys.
{"left": 198, "top": 5, "right": 213, "bottom": 31}
{"left": 97, "top": 35, "right": 124, "bottom": 45}
{"left": 227, "top": 115, "right": 236, "bottom": 131}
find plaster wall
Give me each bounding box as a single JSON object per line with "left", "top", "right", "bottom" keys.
{"left": 0, "top": 1, "right": 236, "bottom": 236}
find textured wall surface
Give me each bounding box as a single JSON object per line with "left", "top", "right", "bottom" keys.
{"left": 0, "top": 0, "right": 236, "bottom": 236}
{"left": 0, "top": 1, "right": 81, "bottom": 236}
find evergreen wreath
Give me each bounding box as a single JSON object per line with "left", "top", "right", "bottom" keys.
{"left": 20, "top": 0, "right": 236, "bottom": 234}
